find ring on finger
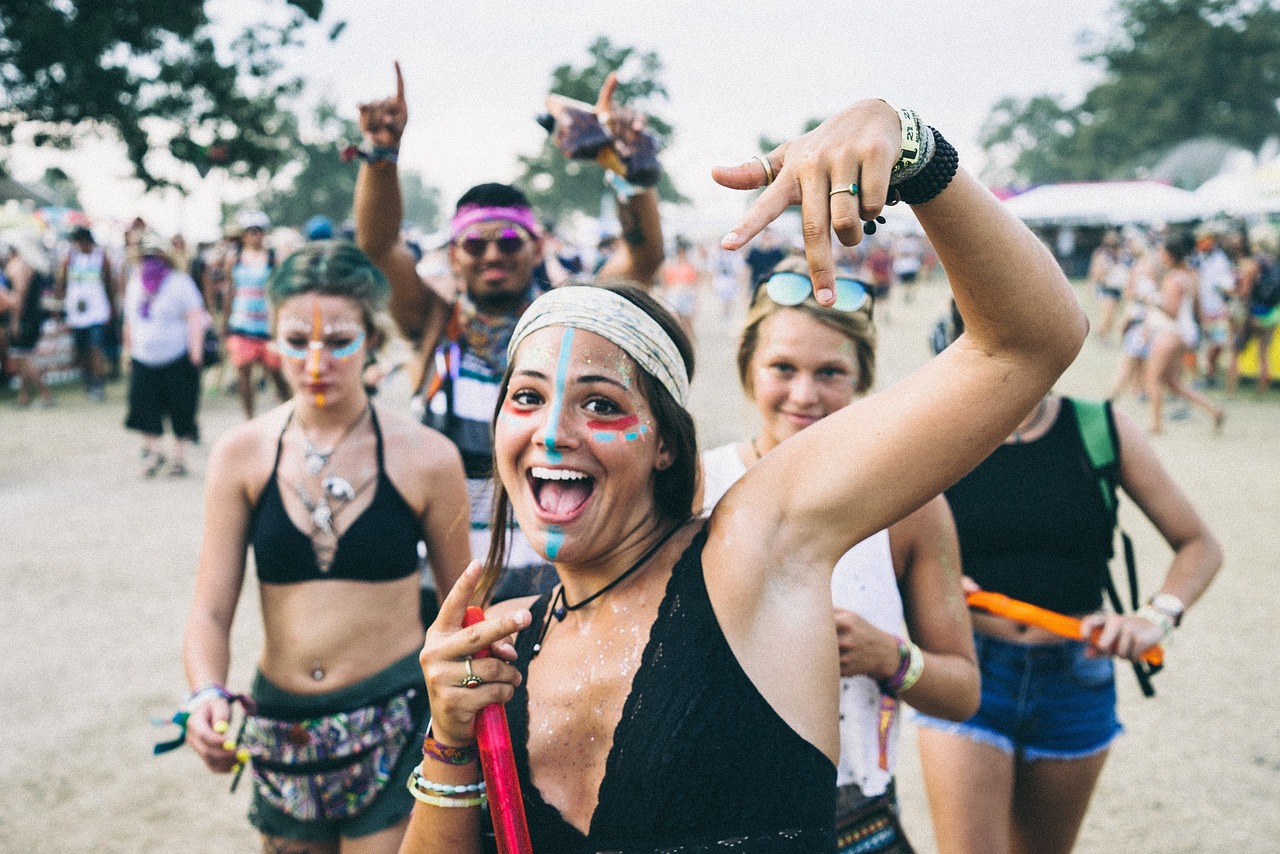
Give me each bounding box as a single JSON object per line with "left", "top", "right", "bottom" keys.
{"left": 459, "top": 657, "right": 483, "bottom": 689}
{"left": 829, "top": 182, "right": 859, "bottom": 198}
{"left": 753, "top": 155, "right": 775, "bottom": 186}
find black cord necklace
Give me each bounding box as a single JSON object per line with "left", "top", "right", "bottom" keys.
{"left": 532, "top": 520, "right": 688, "bottom": 657}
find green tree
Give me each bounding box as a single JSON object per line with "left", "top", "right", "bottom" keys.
{"left": 255, "top": 102, "right": 356, "bottom": 228}
{"left": 514, "top": 36, "right": 686, "bottom": 224}
{"left": 39, "top": 167, "right": 82, "bottom": 209}
{"left": 981, "top": 0, "right": 1280, "bottom": 186}
{"left": 400, "top": 171, "right": 443, "bottom": 233}
{"left": 0, "top": 0, "right": 333, "bottom": 189}
{"left": 255, "top": 102, "right": 443, "bottom": 232}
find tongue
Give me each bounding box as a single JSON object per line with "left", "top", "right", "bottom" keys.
{"left": 537, "top": 479, "right": 592, "bottom": 516}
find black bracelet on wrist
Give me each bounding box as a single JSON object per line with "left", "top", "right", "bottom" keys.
{"left": 895, "top": 127, "right": 958, "bottom": 206}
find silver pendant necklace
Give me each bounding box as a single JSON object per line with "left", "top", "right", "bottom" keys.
{"left": 298, "top": 404, "right": 369, "bottom": 475}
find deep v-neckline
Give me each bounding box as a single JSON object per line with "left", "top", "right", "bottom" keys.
{"left": 513, "top": 527, "right": 705, "bottom": 843}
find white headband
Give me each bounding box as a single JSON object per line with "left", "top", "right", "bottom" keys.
{"left": 507, "top": 286, "right": 689, "bottom": 406}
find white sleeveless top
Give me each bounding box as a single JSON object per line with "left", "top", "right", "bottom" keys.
{"left": 701, "top": 443, "right": 907, "bottom": 795}
{"left": 64, "top": 246, "right": 112, "bottom": 329}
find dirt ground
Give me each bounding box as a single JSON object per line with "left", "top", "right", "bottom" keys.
{"left": 3, "top": 273, "right": 1277, "bottom": 852}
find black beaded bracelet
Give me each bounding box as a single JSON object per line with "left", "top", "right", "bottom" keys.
{"left": 895, "top": 128, "right": 958, "bottom": 206}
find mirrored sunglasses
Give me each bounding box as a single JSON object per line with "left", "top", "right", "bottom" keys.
{"left": 764, "top": 271, "right": 871, "bottom": 313}
{"left": 458, "top": 227, "right": 529, "bottom": 258}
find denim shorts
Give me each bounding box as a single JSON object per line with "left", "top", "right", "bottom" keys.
{"left": 915, "top": 632, "right": 1123, "bottom": 761}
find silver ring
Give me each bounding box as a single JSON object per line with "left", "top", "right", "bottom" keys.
{"left": 460, "top": 657, "right": 483, "bottom": 688}
{"left": 828, "top": 182, "right": 859, "bottom": 198}
{"left": 753, "top": 154, "right": 775, "bottom": 186}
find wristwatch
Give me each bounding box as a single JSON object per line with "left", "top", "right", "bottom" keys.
{"left": 1149, "top": 593, "right": 1185, "bottom": 627}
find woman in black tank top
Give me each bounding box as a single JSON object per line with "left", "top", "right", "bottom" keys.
{"left": 397, "top": 97, "right": 1088, "bottom": 854}
{"left": 180, "top": 242, "right": 471, "bottom": 853}
{"left": 918, "top": 394, "right": 1222, "bottom": 854}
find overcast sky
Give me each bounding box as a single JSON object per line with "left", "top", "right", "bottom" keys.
{"left": 8, "top": 0, "right": 1119, "bottom": 241}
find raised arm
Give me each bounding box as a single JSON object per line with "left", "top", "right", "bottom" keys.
{"left": 710, "top": 99, "right": 1087, "bottom": 577}
{"left": 354, "top": 62, "right": 448, "bottom": 345}
{"left": 553, "top": 73, "right": 664, "bottom": 286}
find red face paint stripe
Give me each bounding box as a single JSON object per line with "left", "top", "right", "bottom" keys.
{"left": 586, "top": 414, "right": 640, "bottom": 432}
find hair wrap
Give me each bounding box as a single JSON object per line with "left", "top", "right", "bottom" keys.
{"left": 450, "top": 205, "right": 540, "bottom": 243}
{"left": 507, "top": 286, "right": 689, "bottom": 406}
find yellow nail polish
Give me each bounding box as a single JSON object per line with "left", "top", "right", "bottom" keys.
{"left": 213, "top": 720, "right": 229, "bottom": 734}
{"left": 237, "top": 749, "right": 250, "bottom": 763}
{"left": 223, "top": 740, "right": 237, "bottom": 752}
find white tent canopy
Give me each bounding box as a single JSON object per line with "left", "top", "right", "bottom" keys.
{"left": 1195, "top": 161, "right": 1280, "bottom": 217}
{"left": 1001, "top": 180, "right": 1204, "bottom": 227}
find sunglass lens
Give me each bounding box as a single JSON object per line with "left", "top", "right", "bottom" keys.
{"left": 765, "top": 272, "right": 812, "bottom": 306}
{"left": 496, "top": 236, "right": 525, "bottom": 254}
{"left": 832, "top": 279, "right": 870, "bottom": 312}
{"left": 461, "top": 239, "right": 486, "bottom": 257}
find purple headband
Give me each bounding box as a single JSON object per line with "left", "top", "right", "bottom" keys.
{"left": 450, "top": 204, "right": 540, "bottom": 243}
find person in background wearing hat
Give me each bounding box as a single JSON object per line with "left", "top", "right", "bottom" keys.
{"left": 123, "top": 239, "right": 209, "bottom": 476}
{"left": 353, "top": 63, "right": 665, "bottom": 610}
{"left": 3, "top": 235, "right": 57, "bottom": 407}
{"left": 223, "top": 211, "right": 291, "bottom": 419}
{"left": 56, "top": 225, "right": 116, "bottom": 401}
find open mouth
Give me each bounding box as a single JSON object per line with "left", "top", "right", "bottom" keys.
{"left": 529, "top": 466, "right": 595, "bottom": 521}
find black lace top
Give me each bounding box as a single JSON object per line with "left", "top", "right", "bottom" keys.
{"left": 491, "top": 526, "right": 837, "bottom": 854}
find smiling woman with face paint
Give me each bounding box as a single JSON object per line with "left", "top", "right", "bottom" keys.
{"left": 181, "top": 241, "right": 472, "bottom": 854}
{"left": 400, "top": 98, "right": 1086, "bottom": 854}
{"left": 698, "top": 256, "right": 978, "bottom": 853}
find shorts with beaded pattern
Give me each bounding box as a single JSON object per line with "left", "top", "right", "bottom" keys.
{"left": 915, "top": 632, "right": 1123, "bottom": 761}
{"left": 247, "top": 653, "right": 429, "bottom": 843}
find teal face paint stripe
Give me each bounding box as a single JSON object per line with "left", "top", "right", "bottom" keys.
{"left": 546, "top": 526, "right": 564, "bottom": 559}
{"left": 330, "top": 331, "right": 366, "bottom": 360}
{"left": 544, "top": 328, "right": 575, "bottom": 462}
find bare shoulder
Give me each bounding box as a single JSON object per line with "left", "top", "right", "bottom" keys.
{"left": 375, "top": 403, "right": 464, "bottom": 470}
{"left": 208, "top": 404, "right": 290, "bottom": 487}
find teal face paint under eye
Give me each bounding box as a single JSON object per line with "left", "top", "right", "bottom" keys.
{"left": 277, "top": 330, "right": 365, "bottom": 361}
{"left": 543, "top": 328, "right": 575, "bottom": 462}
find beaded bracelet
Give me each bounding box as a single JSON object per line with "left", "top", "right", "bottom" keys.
{"left": 895, "top": 128, "right": 958, "bottom": 206}
{"left": 422, "top": 732, "right": 478, "bottom": 766}
{"left": 409, "top": 764, "right": 486, "bottom": 795}
{"left": 405, "top": 777, "right": 488, "bottom": 809}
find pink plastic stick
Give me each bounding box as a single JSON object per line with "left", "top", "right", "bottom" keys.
{"left": 463, "top": 605, "right": 533, "bottom": 854}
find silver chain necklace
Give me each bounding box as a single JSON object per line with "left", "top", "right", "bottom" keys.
{"left": 299, "top": 404, "right": 369, "bottom": 475}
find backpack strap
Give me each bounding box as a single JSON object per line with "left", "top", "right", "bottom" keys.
{"left": 1073, "top": 398, "right": 1118, "bottom": 522}
{"left": 1072, "top": 397, "right": 1160, "bottom": 696}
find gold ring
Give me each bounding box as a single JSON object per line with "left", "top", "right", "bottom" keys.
{"left": 829, "top": 183, "right": 859, "bottom": 198}
{"left": 753, "top": 155, "right": 775, "bottom": 186}
{"left": 460, "top": 657, "right": 483, "bottom": 688}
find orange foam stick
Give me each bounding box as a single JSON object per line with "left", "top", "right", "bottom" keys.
{"left": 966, "top": 590, "right": 1164, "bottom": 667}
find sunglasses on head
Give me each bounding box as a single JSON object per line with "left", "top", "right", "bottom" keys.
{"left": 764, "top": 271, "right": 871, "bottom": 313}
{"left": 457, "top": 227, "right": 529, "bottom": 258}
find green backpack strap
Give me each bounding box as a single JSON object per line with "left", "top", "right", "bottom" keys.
{"left": 1072, "top": 397, "right": 1161, "bottom": 696}
{"left": 1073, "top": 398, "right": 1118, "bottom": 520}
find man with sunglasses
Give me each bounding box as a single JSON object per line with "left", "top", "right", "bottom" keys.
{"left": 354, "top": 63, "right": 665, "bottom": 608}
